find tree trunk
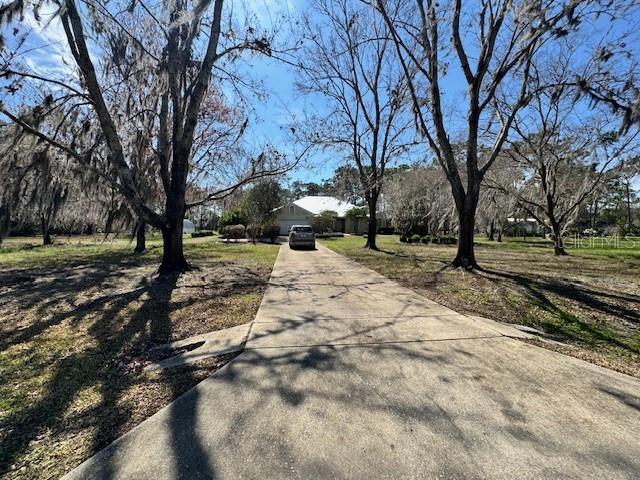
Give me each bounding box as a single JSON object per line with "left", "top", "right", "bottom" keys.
{"left": 452, "top": 207, "right": 478, "bottom": 269}
{"left": 497, "top": 225, "right": 503, "bottom": 242}
{"left": 551, "top": 223, "right": 567, "bottom": 255}
{"left": 626, "top": 181, "right": 632, "bottom": 228}
{"left": 488, "top": 219, "right": 495, "bottom": 241}
{"left": 0, "top": 205, "right": 10, "bottom": 245}
{"left": 363, "top": 192, "right": 379, "bottom": 249}
{"left": 134, "top": 222, "right": 146, "bottom": 254}
{"left": 365, "top": 208, "right": 378, "bottom": 250}
{"left": 41, "top": 216, "right": 52, "bottom": 246}
{"left": 159, "top": 219, "right": 189, "bottom": 274}
{"left": 451, "top": 183, "right": 479, "bottom": 269}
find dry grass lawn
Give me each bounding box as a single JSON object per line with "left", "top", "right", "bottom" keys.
{"left": 322, "top": 235, "right": 640, "bottom": 378}
{"left": 0, "top": 234, "right": 279, "bottom": 479}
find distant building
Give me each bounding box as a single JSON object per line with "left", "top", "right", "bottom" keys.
{"left": 273, "top": 196, "right": 389, "bottom": 235}
{"left": 183, "top": 219, "right": 196, "bottom": 234}
{"left": 505, "top": 217, "right": 544, "bottom": 235}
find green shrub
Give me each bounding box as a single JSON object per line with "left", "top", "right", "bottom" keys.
{"left": 315, "top": 232, "right": 344, "bottom": 238}
{"left": 617, "top": 221, "right": 629, "bottom": 237}
{"left": 221, "top": 224, "right": 245, "bottom": 241}
{"left": 219, "top": 208, "right": 247, "bottom": 230}
{"left": 312, "top": 210, "right": 337, "bottom": 233}
{"left": 399, "top": 235, "right": 408, "bottom": 243}
{"left": 262, "top": 222, "right": 280, "bottom": 243}
{"left": 410, "top": 234, "right": 421, "bottom": 244}
{"left": 438, "top": 235, "right": 457, "bottom": 245}
{"left": 421, "top": 235, "right": 431, "bottom": 244}
{"left": 191, "top": 230, "right": 214, "bottom": 238}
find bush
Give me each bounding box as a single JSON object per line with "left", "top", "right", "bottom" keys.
{"left": 219, "top": 208, "right": 247, "bottom": 230}
{"left": 262, "top": 222, "right": 280, "bottom": 243}
{"left": 221, "top": 224, "right": 245, "bottom": 241}
{"left": 315, "top": 232, "right": 344, "bottom": 238}
{"left": 345, "top": 206, "right": 368, "bottom": 219}
{"left": 399, "top": 235, "right": 408, "bottom": 243}
{"left": 410, "top": 234, "right": 421, "bottom": 244}
{"left": 421, "top": 235, "right": 431, "bottom": 244}
{"left": 191, "top": 230, "right": 214, "bottom": 238}
{"left": 312, "top": 210, "right": 337, "bottom": 233}
{"left": 616, "top": 221, "right": 634, "bottom": 237}
{"left": 246, "top": 223, "right": 261, "bottom": 244}
{"left": 436, "top": 235, "right": 457, "bottom": 245}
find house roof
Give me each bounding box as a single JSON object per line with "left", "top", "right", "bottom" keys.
{"left": 292, "top": 196, "right": 356, "bottom": 217}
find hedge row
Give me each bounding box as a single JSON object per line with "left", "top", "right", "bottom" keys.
{"left": 191, "top": 230, "right": 215, "bottom": 238}
{"left": 399, "top": 234, "right": 457, "bottom": 245}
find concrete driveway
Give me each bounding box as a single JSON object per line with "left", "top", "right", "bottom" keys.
{"left": 65, "top": 244, "right": 640, "bottom": 479}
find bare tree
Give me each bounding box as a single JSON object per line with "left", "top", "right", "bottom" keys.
{"left": 295, "top": 0, "right": 412, "bottom": 249}
{"left": 0, "top": 124, "right": 38, "bottom": 243}
{"left": 613, "top": 156, "right": 640, "bottom": 231}
{"left": 385, "top": 164, "right": 454, "bottom": 237}
{"left": 500, "top": 83, "right": 639, "bottom": 254}
{"left": 0, "top": 0, "right": 297, "bottom": 272}
{"left": 479, "top": 180, "right": 517, "bottom": 241}
{"left": 0, "top": 112, "right": 81, "bottom": 245}
{"left": 370, "top": 0, "right": 628, "bottom": 268}
{"left": 31, "top": 149, "right": 72, "bottom": 245}
{"left": 480, "top": 152, "right": 524, "bottom": 241}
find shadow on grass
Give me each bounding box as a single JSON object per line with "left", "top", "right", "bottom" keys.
{"left": 0, "top": 252, "right": 153, "bottom": 351}
{"left": 0, "top": 272, "right": 216, "bottom": 478}
{"left": 480, "top": 268, "right": 640, "bottom": 355}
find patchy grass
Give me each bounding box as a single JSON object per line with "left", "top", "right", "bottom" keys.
{"left": 322, "top": 234, "right": 640, "bottom": 377}
{"left": 0, "top": 235, "right": 279, "bottom": 479}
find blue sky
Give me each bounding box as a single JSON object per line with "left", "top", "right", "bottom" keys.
{"left": 3, "top": 0, "right": 639, "bottom": 188}
{"left": 223, "top": 0, "right": 348, "bottom": 186}
{"left": 1, "top": 0, "right": 340, "bottom": 184}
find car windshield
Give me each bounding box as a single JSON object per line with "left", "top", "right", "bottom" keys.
{"left": 292, "top": 226, "right": 313, "bottom": 233}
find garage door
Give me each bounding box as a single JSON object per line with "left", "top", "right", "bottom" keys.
{"left": 279, "top": 220, "right": 298, "bottom": 235}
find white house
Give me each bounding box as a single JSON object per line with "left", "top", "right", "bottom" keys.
{"left": 274, "top": 195, "right": 389, "bottom": 235}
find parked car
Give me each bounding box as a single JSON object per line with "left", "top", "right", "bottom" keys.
{"left": 289, "top": 225, "right": 316, "bottom": 249}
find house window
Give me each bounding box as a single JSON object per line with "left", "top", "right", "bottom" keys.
{"left": 289, "top": 205, "right": 295, "bottom": 215}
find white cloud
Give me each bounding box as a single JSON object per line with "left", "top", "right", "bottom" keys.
{"left": 19, "top": 7, "right": 73, "bottom": 79}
